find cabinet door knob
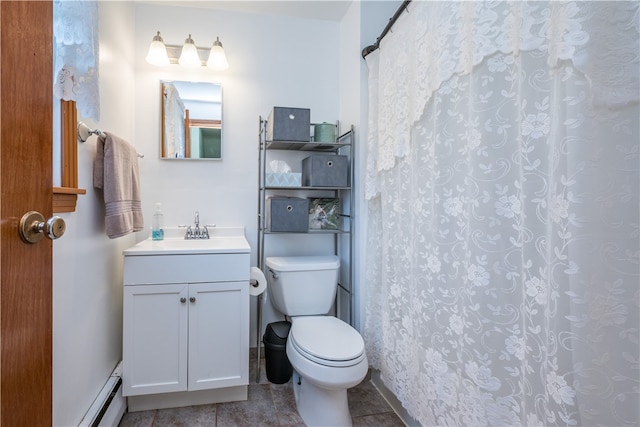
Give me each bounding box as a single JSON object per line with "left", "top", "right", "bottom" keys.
{"left": 180, "top": 297, "right": 187, "bottom": 303}
{"left": 190, "top": 297, "right": 196, "bottom": 303}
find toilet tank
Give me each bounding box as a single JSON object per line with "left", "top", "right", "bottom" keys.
{"left": 265, "top": 256, "right": 340, "bottom": 316}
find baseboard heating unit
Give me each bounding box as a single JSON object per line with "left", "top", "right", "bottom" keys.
{"left": 78, "top": 361, "right": 126, "bottom": 427}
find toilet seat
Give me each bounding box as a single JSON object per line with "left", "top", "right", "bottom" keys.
{"left": 289, "top": 316, "right": 365, "bottom": 368}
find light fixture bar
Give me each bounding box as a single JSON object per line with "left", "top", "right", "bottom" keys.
{"left": 164, "top": 45, "right": 211, "bottom": 66}
{"left": 145, "top": 31, "right": 229, "bottom": 70}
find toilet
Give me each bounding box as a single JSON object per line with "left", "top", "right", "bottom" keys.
{"left": 265, "top": 255, "right": 368, "bottom": 427}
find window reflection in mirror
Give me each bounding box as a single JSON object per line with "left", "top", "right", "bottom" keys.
{"left": 161, "top": 81, "right": 222, "bottom": 159}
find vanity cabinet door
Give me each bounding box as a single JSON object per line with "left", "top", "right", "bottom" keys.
{"left": 123, "top": 284, "right": 188, "bottom": 396}
{"left": 188, "top": 281, "right": 249, "bottom": 390}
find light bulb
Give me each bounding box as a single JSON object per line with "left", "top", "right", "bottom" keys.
{"left": 145, "top": 31, "right": 170, "bottom": 66}
{"left": 207, "top": 37, "right": 229, "bottom": 71}
{"left": 179, "top": 34, "right": 201, "bottom": 68}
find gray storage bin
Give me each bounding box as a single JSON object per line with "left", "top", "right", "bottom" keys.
{"left": 267, "top": 107, "right": 311, "bottom": 142}
{"left": 302, "top": 154, "right": 349, "bottom": 187}
{"left": 268, "top": 197, "right": 309, "bottom": 232}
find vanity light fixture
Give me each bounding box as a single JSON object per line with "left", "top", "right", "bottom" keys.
{"left": 145, "top": 31, "right": 170, "bottom": 66}
{"left": 178, "top": 34, "right": 201, "bottom": 67}
{"left": 207, "top": 37, "right": 229, "bottom": 71}
{"left": 145, "top": 31, "right": 229, "bottom": 70}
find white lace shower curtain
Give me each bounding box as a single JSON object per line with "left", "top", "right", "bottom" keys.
{"left": 364, "top": 2, "right": 639, "bottom": 426}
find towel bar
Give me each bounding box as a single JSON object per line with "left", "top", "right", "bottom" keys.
{"left": 77, "top": 122, "right": 144, "bottom": 158}
{"left": 77, "top": 121, "right": 106, "bottom": 143}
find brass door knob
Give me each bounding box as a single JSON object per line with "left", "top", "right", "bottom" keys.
{"left": 19, "top": 211, "right": 66, "bottom": 244}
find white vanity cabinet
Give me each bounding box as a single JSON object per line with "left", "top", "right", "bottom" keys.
{"left": 123, "top": 283, "right": 188, "bottom": 396}
{"left": 122, "top": 229, "right": 250, "bottom": 410}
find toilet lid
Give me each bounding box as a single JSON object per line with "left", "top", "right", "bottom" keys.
{"left": 266, "top": 255, "right": 339, "bottom": 271}
{"left": 290, "top": 317, "right": 365, "bottom": 367}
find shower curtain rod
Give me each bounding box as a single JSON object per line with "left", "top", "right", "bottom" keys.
{"left": 361, "top": 0, "right": 412, "bottom": 59}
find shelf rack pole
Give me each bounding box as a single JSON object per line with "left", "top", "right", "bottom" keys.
{"left": 256, "top": 116, "right": 266, "bottom": 383}
{"left": 349, "top": 125, "right": 355, "bottom": 326}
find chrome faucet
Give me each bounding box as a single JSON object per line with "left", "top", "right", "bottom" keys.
{"left": 194, "top": 211, "right": 200, "bottom": 236}
{"left": 184, "top": 211, "right": 210, "bottom": 239}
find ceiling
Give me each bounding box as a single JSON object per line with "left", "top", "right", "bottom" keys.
{"left": 138, "top": 1, "right": 353, "bottom": 22}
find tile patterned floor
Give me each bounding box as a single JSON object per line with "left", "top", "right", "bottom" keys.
{"left": 118, "top": 355, "right": 404, "bottom": 427}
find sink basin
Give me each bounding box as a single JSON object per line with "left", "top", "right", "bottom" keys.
{"left": 123, "top": 227, "right": 250, "bottom": 256}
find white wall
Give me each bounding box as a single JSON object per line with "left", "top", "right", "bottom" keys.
{"left": 338, "top": 1, "right": 362, "bottom": 330}
{"left": 52, "top": 3, "right": 400, "bottom": 424}
{"left": 133, "top": 3, "right": 342, "bottom": 346}
{"left": 53, "top": 2, "right": 138, "bottom": 426}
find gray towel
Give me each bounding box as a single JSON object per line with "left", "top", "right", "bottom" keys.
{"left": 94, "top": 132, "right": 144, "bottom": 238}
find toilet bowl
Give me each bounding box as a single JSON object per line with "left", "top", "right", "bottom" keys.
{"left": 265, "top": 256, "right": 368, "bottom": 426}
{"left": 287, "top": 316, "right": 368, "bottom": 426}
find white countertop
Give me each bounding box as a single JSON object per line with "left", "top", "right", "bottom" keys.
{"left": 123, "top": 227, "right": 250, "bottom": 256}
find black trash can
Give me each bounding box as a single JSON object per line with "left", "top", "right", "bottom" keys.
{"left": 263, "top": 321, "right": 293, "bottom": 384}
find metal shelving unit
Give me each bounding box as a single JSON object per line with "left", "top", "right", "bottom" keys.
{"left": 255, "top": 117, "right": 355, "bottom": 382}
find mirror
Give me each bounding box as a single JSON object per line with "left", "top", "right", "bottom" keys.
{"left": 161, "top": 81, "right": 222, "bottom": 159}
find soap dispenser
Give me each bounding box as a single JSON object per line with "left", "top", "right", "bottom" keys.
{"left": 152, "top": 203, "right": 164, "bottom": 241}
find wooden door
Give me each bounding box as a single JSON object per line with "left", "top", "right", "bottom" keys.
{"left": 0, "top": 2, "right": 53, "bottom": 425}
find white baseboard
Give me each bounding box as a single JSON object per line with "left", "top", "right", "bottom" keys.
{"left": 79, "top": 362, "right": 126, "bottom": 427}
{"left": 97, "top": 385, "right": 126, "bottom": 427}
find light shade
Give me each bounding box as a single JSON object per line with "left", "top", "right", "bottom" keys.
{"left": 207, "top": 37, "right": 229, "bottom": 71}
{"left": 145, "top": 31, "right": 170, "bottom": 66}
{"left": 178, "top": 34, "right": 201, "bottom": 67}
